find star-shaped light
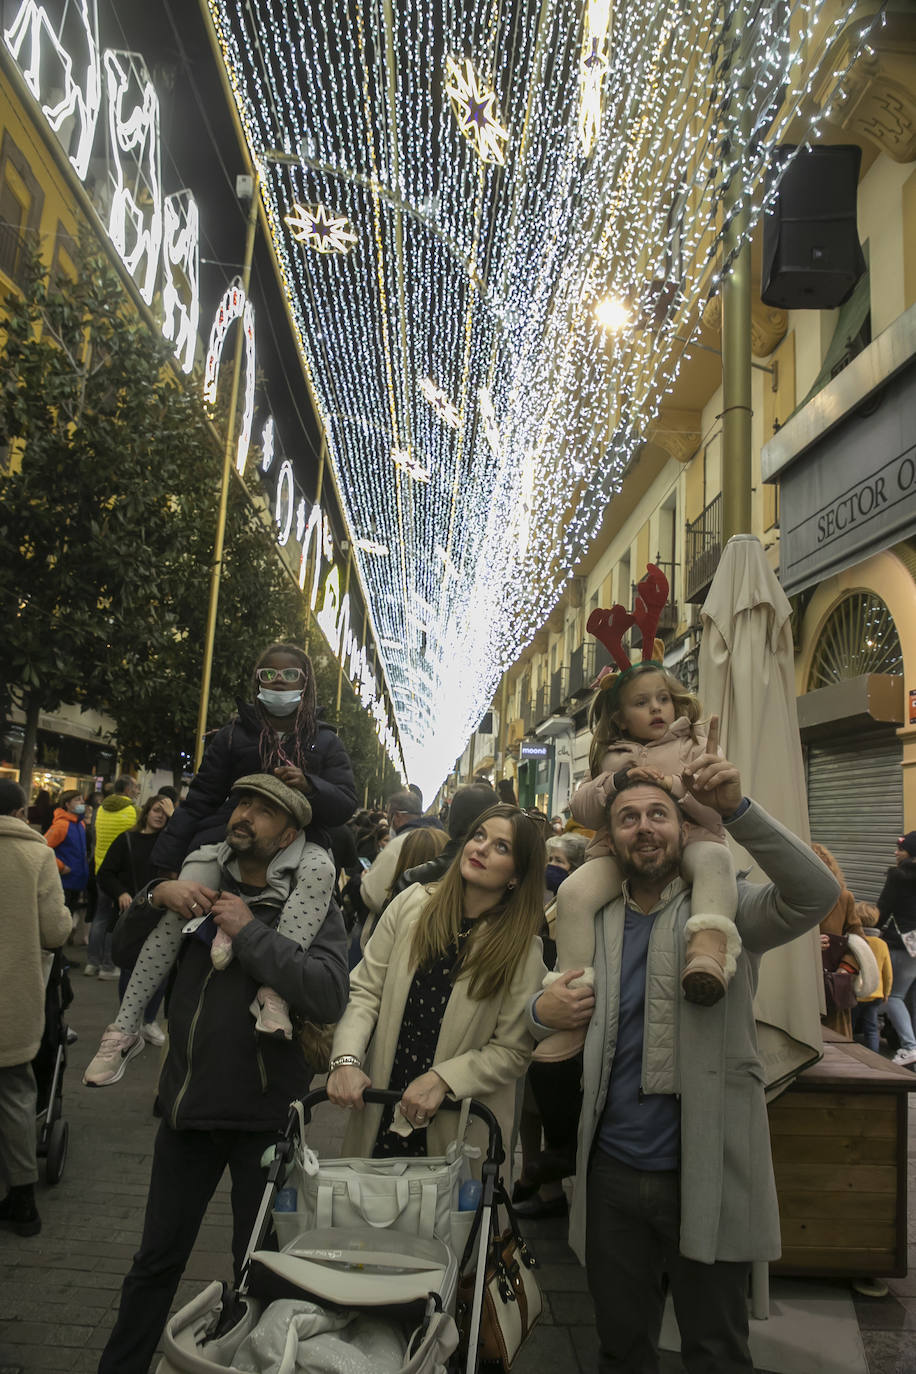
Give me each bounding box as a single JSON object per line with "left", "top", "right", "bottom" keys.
{"left": 478, "top": 385, "right": 500, "bottom": 456}
{"left": 391, "top": 448, "right": 431, "bottom": 483}
{"left": 355, "top": 538, "right": 389, "bottom": 556}
{"left": 285, "top": 202, "right": 357, "bottom": 254}
{"left": 579, "top": 40, "right": 609, "bottom": 156}
{"left": 419, "top": 376, "right": 460, "bottom": 429}
{"left": 444, "top": 56, "right": 509, "bottom": 166}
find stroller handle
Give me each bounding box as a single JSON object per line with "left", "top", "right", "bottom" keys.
{"left": 295, "top": 1087, "right": 504, "bottom": 1168}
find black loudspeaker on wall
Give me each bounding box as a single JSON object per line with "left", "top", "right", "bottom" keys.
{"left": 761, "top": 144, "right": 866, "bottom": 310}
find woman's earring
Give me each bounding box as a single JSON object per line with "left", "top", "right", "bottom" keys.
{"left": 507, "top": 881, "right": 517, "bottom": 891}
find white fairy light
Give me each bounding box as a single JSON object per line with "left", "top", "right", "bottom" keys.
{"left": 206, "top": 0, "right": 880, "bottom": 798}
{"left": 355, "top": 538, "right": 390, "bottom": 556}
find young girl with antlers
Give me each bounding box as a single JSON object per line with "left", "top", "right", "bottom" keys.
{"left": 535, "top": 565, "right": 740, "bottom": 1062}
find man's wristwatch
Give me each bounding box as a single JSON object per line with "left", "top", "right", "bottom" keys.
{"left": 328, "top": 1054, "right": 361, "bottom": 1073}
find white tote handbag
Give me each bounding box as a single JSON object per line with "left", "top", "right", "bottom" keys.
{"left": 277, "top": 1098, "right": 477, "bottom": 1254}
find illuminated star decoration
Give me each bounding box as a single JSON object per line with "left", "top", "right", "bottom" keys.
{"left": 579, "top": 0, "right": 613, "bottom": 155}
{"left": 419, "top": 376, "right": 460, "bottom": 429}
{"left": 391, "top": 448, "right": 430, "bottom": 484}
{"left": 285, "top": 202, "right": 357, "bottom": 255}
{"left": 444, "top": 56, "right": 509, "bottom": 166}
{"left": 355, "top": 538, "right": 389, "bottom": 556}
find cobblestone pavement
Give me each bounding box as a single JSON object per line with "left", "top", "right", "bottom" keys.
{"left": 1, "top": 941, "right": 915, "bottom": 1373}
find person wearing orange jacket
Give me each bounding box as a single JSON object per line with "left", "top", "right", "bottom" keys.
{"left": 43, "top": 791, "right": 89, "bottom": 918}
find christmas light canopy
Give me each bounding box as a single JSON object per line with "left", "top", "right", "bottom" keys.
{"left": 205, "top": 0, "right": 883, "bottom": 798}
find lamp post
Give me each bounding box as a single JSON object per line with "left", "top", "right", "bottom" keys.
{"left": 720, "top": 3, "right": 754, "bottom": 542}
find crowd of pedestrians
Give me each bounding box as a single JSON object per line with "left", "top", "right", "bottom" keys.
{"left": 2, "top": 630, "right": 916, "bottom": 1374}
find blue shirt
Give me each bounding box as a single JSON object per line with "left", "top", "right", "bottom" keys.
{"left": 597, "top": 903, "right": 680, "bottom": 1171}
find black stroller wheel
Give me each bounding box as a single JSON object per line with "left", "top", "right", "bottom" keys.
{"left": 45, "top": 1118, "right": 69, "bottom": 1185}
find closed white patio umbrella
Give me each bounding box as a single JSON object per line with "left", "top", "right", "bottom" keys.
{"left": 699, "top": 533, "right": 824, "bottom": 1095}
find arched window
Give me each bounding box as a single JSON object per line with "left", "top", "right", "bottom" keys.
{"left": 807, "top": 591, "right": 902, "bottom": 692}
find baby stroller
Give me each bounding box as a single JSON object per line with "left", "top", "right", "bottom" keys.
{"left": 33, "top": 949, "right": 73, "bottom": 1184}
{"left": 157, "top": 1089, "right": 513, "bottom": 1374}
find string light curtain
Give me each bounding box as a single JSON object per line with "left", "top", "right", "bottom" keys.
{"left": 206, "top": 0, "right": 880, "bottom": 796}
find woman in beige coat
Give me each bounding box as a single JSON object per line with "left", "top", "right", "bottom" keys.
{"left": 328, "top": 805, "right": 546, "bottom": 1167}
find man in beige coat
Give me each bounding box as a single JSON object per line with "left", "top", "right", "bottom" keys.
{"left": 532, "top": 739, "right": 840, "bottom": 1373}
{"left": 0, "top": 780, "right": 71, "bottom": 1236}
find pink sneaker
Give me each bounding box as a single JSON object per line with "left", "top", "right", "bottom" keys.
{"left": 83, "top": 1025, "right": 144, "bottom": 1086}
{"left": 249, "top": 987, "right": 292, "bottom": 1040}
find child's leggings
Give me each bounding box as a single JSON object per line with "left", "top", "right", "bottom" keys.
{"left": 554, "top": 841, "right": 737, "bottom": 972}
{"left": 113, "top": 847, "right": 336, "bottom": 1034}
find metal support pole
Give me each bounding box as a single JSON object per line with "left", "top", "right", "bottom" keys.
{"left": 194, "top": 183, "right": 259, "bottom": 770}
{"left": 720, "top": 7, "right": 753, "bottom": 543}
{"left": 335, "top": 545, "right": 353, "bottom": 719}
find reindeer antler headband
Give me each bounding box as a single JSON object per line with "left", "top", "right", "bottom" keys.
{"left": 586, "top": 563, "right": 669, "bottom": 705}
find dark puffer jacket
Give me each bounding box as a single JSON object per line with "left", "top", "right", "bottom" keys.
{"left": 134, "top": 858, "right": 349, "bottom": 1131}
{"left": 152, "top": 702, "right": 357, "bottom": 874}
{"left": 877, "top": 859, "right": 916, "bottom": 950}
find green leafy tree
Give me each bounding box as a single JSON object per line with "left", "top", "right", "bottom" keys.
{"left": 105, "top": 472, "right": 309, "bottom": 782}
{"left": 0, "top": 248, "right": 223, "bottom": 790}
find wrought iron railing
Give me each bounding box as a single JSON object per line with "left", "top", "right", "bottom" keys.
{"left": 685, "top": 494, "right": 722, "bottom": 602}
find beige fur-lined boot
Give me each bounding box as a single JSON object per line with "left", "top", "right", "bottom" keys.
{"left": 681, "top": 916, "right": 742, "bottom": 1006}
{"left": 532, "top": 967, "right": 594, "bottom": 1062}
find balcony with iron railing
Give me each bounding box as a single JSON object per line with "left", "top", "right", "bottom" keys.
{"left": 550, "top": 667, "right": 569, "bottom": 713}
{"left": 535, "top": 685, "right": 549, "bottom": 723}
{"left": 569, "top": 641, "right": 615, "bottom": 697}
{"left": 685, "top": 494, "right": 722, "bottom": 603}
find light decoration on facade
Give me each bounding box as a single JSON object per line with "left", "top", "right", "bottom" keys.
{"left": 3, "top": 0, "right": 101, "bottom": 180}
{"left": 161, "top": 189, "right": 200, "bottom": 374}
{"left": 444, "top": 55, "right": 510, "bottom": 166}
{"left": 285, "top": 202, "right": 358, "bottom": 254}
{"left": 274, "top": 460, "right": 294, "bottom": 545}
{"left": 203, "top": 280, "right": 256, "bottom": 475}
{"left": 2, "top": 0, "right": 405, "bottom": 774}
{"left": 209, "top": 3, "right": 882, "bottom": 795}
{"left": 102, "top": 51, "right": 162, "bottom": 306}
{"left": 355, "top": 538, "right": 389, "bottom": 556}
{"left": 260, "top": 416, "right": 275, "bottom": 472}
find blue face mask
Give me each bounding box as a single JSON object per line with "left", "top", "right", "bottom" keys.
{"left": 72, "top": 802, "right": 86, "bottom": 816}
{"left": 258, "top": 688, "right": 302, "bottom": 712}
{"left": 545, "top": 863, "right": 569, "bottom": 894}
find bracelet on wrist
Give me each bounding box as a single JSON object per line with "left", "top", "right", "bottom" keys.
{"left": 328, "top": 1054, "right": 362, "bottom": 1073}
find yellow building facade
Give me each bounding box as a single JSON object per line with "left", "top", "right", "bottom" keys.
{"left": 481, "top": 5, "right": 916, "bottom": 900}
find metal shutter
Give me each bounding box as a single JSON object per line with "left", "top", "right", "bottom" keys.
{"left": 806, "top": 728, "right": 903, "bottom": 902}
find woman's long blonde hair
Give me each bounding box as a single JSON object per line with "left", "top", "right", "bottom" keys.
{"left": 409, "top": 804, "right": 545, "bottom": 1002}
{"left": 588, "top": 663, "right": 700, "bottom": 776}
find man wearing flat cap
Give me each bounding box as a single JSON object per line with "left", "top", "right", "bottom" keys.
{"left": 98, "top": 774, "right": 348, "bottom": 1374}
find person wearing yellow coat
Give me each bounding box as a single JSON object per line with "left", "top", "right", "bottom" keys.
{"left": 327, "top": 805, "right": 547, "bottom": 1171}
